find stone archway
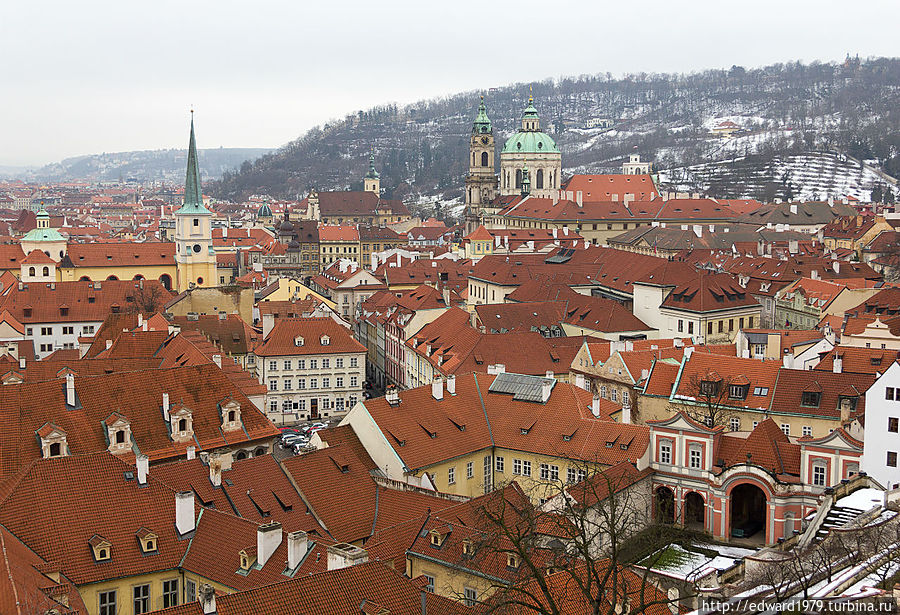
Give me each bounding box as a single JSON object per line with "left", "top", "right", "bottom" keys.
{"left": 729, "top": 483, "right": 767, "bottom": 541}
{"left": 655, "top": 486, "right": 675, "bottom": 524}
{"left": 684, "top": 491, "right": 705, "bottom": 529}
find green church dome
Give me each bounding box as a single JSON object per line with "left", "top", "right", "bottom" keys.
{"left": 257, "top": 203, "right": 273, "bottom": 217}
{"left": 501, "top": 131, "right": 559, "bottom": 155}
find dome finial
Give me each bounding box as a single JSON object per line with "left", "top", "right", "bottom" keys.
{"left": 528, "top": 85, "right": 533, "bottom": 105}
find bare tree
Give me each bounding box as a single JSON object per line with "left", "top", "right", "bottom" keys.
{"left": 673, "top": 373, "right": 738, "bottom": 429}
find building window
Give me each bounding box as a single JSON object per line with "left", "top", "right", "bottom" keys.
{"left": 464, "top": 587, "right": 478, "bottom": 607}
{"left": 753, "top": 386, "right": 769, "bottom": 396}
{"left": 677, "top": 319, "right": 683, "bottom": 333}
{"left": 41, "top": 326, "right": 52, "bottom": 336}
{"left": 350, "top": 376, "right": 358, "bottom": 387}
{"left": 890, "top": 418, "right": 899, "bottom": 433}
{"left": 99, "top": 590, "right": 116, "bottom": 615}
{"left": 567, "top": 467, "right": 578, "bottom": 484}
{"left": 336, "top": 377, "right": 344, "bottom": 388}
{"left": 350, "top": 357, "right": 358, "bottom": 368}
{"left": 466, "top": 461, "right": 474, "bottom": 479}
{"left": 887, "top": 387, "right": 897, "bottom": 401}
{"left": 540, "top": 463, "right": 550, "bottom": 480}
{"left": 322, "top": 358, "right": 330, "bottom": 368}
{"left": 269, "top": 400, "right": 277, "bottom": 413}
{"left": 336, "top": 358, "right": 344, "bottom": 368}
{"left": 730, "top": 417, "right": 740, "bottom": 431}
{"left": 310, "top": 359, "right": 318, "bottom": 369}
{"left": 283, "top": 379, "right": 292, "bottom": 390}
{"left": 269, "top": 360, "right": 277, "bottom": 371}
{"left": 801, "top": 392, "right": 821, "bottom": 407}
{"left": 284, "top": 360, "right": 292, "bottom": 370}
{"left": 298, "top": 359, "right": 305, "bottom": 369}
{"left": 133, "top": 584, "right": 150, "bottom": 614}
{"left": 268, "top": 379, "right": 278, "bottom": 391}
{"left": 699, "top": 379, "right": 720, "bottom": 396}
{"left": 611, "top": 389, "right": 618, "bottom": 402}
{"left": 521, "top": 460, "right": 531, "bottom": 476}
{"left": 298, "top": 378, "right": 306, "bottom": 390}
{"left": 689, "top": 446, "right": 702, "bottom": 469}
{"left": 424, "top": 575, "right": 435, "bottom": 593}
{"left": 802, "top": 426, "right": 812, "bottom": 437}
{"left": 162, "top": 579, "right": 179, "bottom": 608}
{"left": 729, "top": 384, "right": 749, "bottom": 400}
{"left": 322, "top": 377, "right": 330, "bottom": 388}
{"left": 185, "top": 579, "right": 196, "bottom": 602}
{"left": 448, "top": 467, "right": 455, "bottom": 484}
{"left": 781, "top": 424, "right": 791, "bottom": 436}
{"left": 310, "top": 378, "right": 318, "bottom": 389}
{"left": 495, "top": 456, "right": 504, "bottom": 472}
{"left": 659, "top": 440, "right": 672, "bottom": 464}
{"left": 812, "top": 463, "right": 827, "bottom": 486}
{"left": 888, "top": 452, "right": 898, "bottom": 468}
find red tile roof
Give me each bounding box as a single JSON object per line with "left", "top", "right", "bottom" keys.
{"left": 563, "top": 173, "right": 659, "bottom": 201}
{"left": 63, "top": 242, "right": 175, "bottom": 267}
{"left": 318, "top": 225, "right": 360, "bottom": 242}
{"left": 255, "top": 317, "right": 366, "bottom": 357}
{"left": 815, "top": 347, "right": 900, "bottom": 375}
{"left": 360, "top": 373, "right": 648, "bottom": 472}
{"left": 768, "top": 368, "right": 874, "bottom": 420}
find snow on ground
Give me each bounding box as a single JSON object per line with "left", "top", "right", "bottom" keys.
{"left": 841, "top": 560, "right": 900, "bottom": 597}
{"left": 835, "top": 488, "right": 885, "bottom": 511}
{"left": 644, "top": 544, "right": 748, "bottom": 581}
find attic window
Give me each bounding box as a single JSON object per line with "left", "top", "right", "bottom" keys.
{"left": 462, "top": 538, "right": 474, "bottom": 556}
{"left": 699, "top": 379, "right": 721, "bottom": 396}
{"left": 801, "top": 391, "right": 821, "bottom": 408}
{"left": 23, "top": 308, "right": 32, "bottom": 318}
{"left": 320, "top": 335, "right": 330, "bottom": 346}
{"left": 507, "top": 553, "right": 520, "bottom": 569}
{"left": 429, "top": 530, "right": 445, "bottom": 547}
{"left": 294, "top": 336, "right": 304, "bottom": 347}
{"left": 729, "top": 384, "right": 749, "bottom": 400}
{"left": 753, "top": 386, "right": 769, "bottom": 396}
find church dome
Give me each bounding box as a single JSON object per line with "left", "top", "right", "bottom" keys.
{"left": 257, "top": 203, "right": 272, "bottom": 218}
{"left": 287, "top": 239, "right": 300, "bottom": 251}
{"left": 501, "top": 131, "right": 559, "bottom": 155}
{"left": 279, "top": 219, "right": 294, "bottom": 232}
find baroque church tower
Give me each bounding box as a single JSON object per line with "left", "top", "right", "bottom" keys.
{"left": 174, "top": 114, "right": 216, "bottom": 292}
{"left": 464, "top": 96, "right": 498, "bottom": 233}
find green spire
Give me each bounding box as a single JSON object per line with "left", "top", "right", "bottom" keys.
{"left": 365, "top": 152, "right": 379, "bottom": 179}
{"left": 472, "top": 95, "right": 492, "bottom": 134}
{"left": 178, "top": 112, "right": 211, "bottom": 214}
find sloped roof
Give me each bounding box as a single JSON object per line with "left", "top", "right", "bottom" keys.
{"left": 255, "top": 317, "right": 365, "bottom": 357}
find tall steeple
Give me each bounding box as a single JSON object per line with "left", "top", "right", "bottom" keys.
{"left": 364, "top": 152, "right": 381, "bottom": 196}
{"left": 472, "top": 96, "right": 492, "bottom": 135}
{"left": 178, "top": 112, "right": 210, "bottom": 214}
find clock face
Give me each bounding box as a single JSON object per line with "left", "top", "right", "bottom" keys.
{"left": 480, "top": 136, "right": 490, "bottom": 145}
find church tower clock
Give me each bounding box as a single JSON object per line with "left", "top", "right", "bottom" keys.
{"left": 464, "top": 96, "right": 498, "bottom": 233}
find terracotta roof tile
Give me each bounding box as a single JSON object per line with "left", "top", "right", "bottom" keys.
{"left": 255, "top": 317, "right": 366, "bottom": 357}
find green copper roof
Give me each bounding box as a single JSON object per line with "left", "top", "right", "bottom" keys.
{"left": 472, "top": 96, "right": 492, "bottom": 134}
{"left": 522, "top": 94, "right": 539, "bottom": 120}
{"left": 365, "top": 153, "right": 379, "bottom": 179}
{"left": 257, "top": 203, "right": 273, "bottom": 217}
{"left": 502, "top": 131, "right": 559, "bottom": 154}
{"left": 177, "top": 114, "right": 212, "bottom": 215}
{"left": 521, "top": 164, "right": 531, "bottom": 196}
{"left": 22, "top": 207, "right": 64, "bottom": 242}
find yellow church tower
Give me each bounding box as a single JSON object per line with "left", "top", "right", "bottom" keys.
{"left": 174, "top": 113, "right": 216, "bottom": 291}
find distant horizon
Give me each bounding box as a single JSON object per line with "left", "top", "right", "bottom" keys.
{"left": 5, "top": 54, "right": 896, "bottom": 172}
{"left": 3, "top": 0, "right": 898, "bottom": 166}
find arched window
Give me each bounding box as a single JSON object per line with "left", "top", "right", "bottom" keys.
{"left": 106, "top": 275, "right": 118, "bottom": 281}
{"left": 235, "top": 451, "right": 248, "bottom": 460}
{"left": 536, "top": 169, "right": 544, "bottom": 189}
{"left": 178, "top": 418, "right": 187, "bottom": 432}
{"left": 481, "top": 151, "right": 488, "bottom": 167}
{"left": 115, "top": 430, "right": 125, "bottom": 444}
{"left": 79, "top": 276, "right": 92, "bottom": 281}
{"left": 49, "top": 442, "right": 61, "bottom": 457}
{"left": 159, "top": 274, "right": 172, "bottom": 290}
{"left": 133, "top": 274, "right": 144, "bottom": 280}
{"left": 28, "top": 267, "right": 35, "bottom": 276}
{"left": 228, "top": 410, "right": 236, "bottom": 422}
{"left": 472, "top": 152, "right": 475, "bottom": 166}
{"left": 42, "top": 266, "right": 49, "bottom": 276}
{"left": 515, "top": 169, "right": 522, "bottom": 189}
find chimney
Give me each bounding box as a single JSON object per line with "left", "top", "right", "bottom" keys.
{"left": 591, "top": 395, "right": 601, "bottom": 418}
{"left": 446, "top": 374, "right": 456, "bottom": 395}
{"left": 142, "top": 320, "right": 148, "bottom": 332}
{"left": 576, "top": 191, "right": 583, "bottom": 206}
{"left": 105, "top": 339, "right": 113, "bottom": 350}
{"left": 136, "top": 454, "right": 149, "bottom": 485}
{"left": 683, "top": 346, "right": 694, "bottom": 360}
{"left": 693, "top": 224, "right": 702, "bottom": 238}
{"left": 287, "top": 530, "right": 308, "bottom": 570}
{"left": 575, "top": 373, "right": 585, "bottom": 390}
{"left": 541, "top": 379, "right": 553, "bottom": 403}
{"left": 431, "top": 375, "right": 444, "bottom": 401}
{"left": 622, "top": 402, "right": 632, "bottom": 424}
{"left": 545, "top": 370, "right": 554, "bottom": 378}
{"left": 833, "top": 261, "right": 840, "bottom": 274}
{"left": 257, "top": 521, "right": 282, "bottom": 567}
{"left": 811, "top": 269, "right": 819, "bottom": 280}
{"left": 162, "top": 393, "right": 170, "bottom": 422}
{"left": 65, "top": 373, "right": 76, "bottom": 406}
{"left": 18, "top": 356, "right": 25, "bottom": 370}
{"left": 198, "top": 584, "right": 216, "bottom": 615}
{"left": 385, "top": 385, "right": 400, "bottom": 406}
{"left": 175, "top": 491, "right": 195, "bottom": 535}
{"left": 212, "top": 354, "right": 222, "bottom": 368}
{"left": 783, "top": 352, "right": 794, "bottom": 369}
{"left": 187, "top": 446, "right": 196, "bottom": 460}
{"left": 833, "top": 354, "right": 843, "bottom": 374}
{"left": 137, "top": 313, "right": 143, "bottom": 328}
{"left": 327, "top": 543, "right": 368, "bottom": 571}
{"left": 442, "top": 287, "right": 450, "bottom": 306}
{"left": 790, "top": 203, "right": 798, "bottom": 215}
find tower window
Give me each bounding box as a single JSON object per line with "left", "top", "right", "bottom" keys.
{"left": 515, "top": 169, "right": 522, "bottom": 189}
{"left": 536, "top": 169, "right": 544, "bottom": 189}
{"left": 193, "top": 219, "right": 199, "bottom": 227}
{"left": 481, "top": 151, "right": 488, "bottom": 167}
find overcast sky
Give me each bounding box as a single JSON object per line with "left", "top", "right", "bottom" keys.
{"left": 1, "top": 0, "right": 898, "bottom": 167}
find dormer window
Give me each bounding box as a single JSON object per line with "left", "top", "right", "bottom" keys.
{"left": 136, "top": 528, "right": 158, "bottom": 554}
{"left": 89, "top": 535, "right": 112, "bottom": 562}
{"left": 801, "top": 391, "right": 821, "bottom": 408}
{"left": 320, "top": 335, "right": 330, "bottom": 346}
{"left": 49, "top": 442, "right": 61, "bottom": 457}
{"left": 699, "top": 379, "right": 721, "bottom": 396}
{"left": 220, "top": 398, "right": 242, "bottom": 432}
{"left": 239, "top": 549, "right": 255, "bottom": 571}
{"left": 729, "top": 384, "right": 749, "bottom": 400}
{"left": 105, "top": 413, "right": 132, "bottom": 454}
{"left": 507, "top": 553, "right": 520, "bottom": 569}
{"left": 37, "top": 422, "right": 68, "bottom": 459}
{"left": 429, "top": 530, "right": 446, "bottom": 547}
{"left": 169, "top": 404, "right": 194, "bottom": 443}
{"left": 294, "top": 336, "right": 304, "bottom": 347}
{"left": 462, "top": 538, "right": 474, "bottom": 556}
